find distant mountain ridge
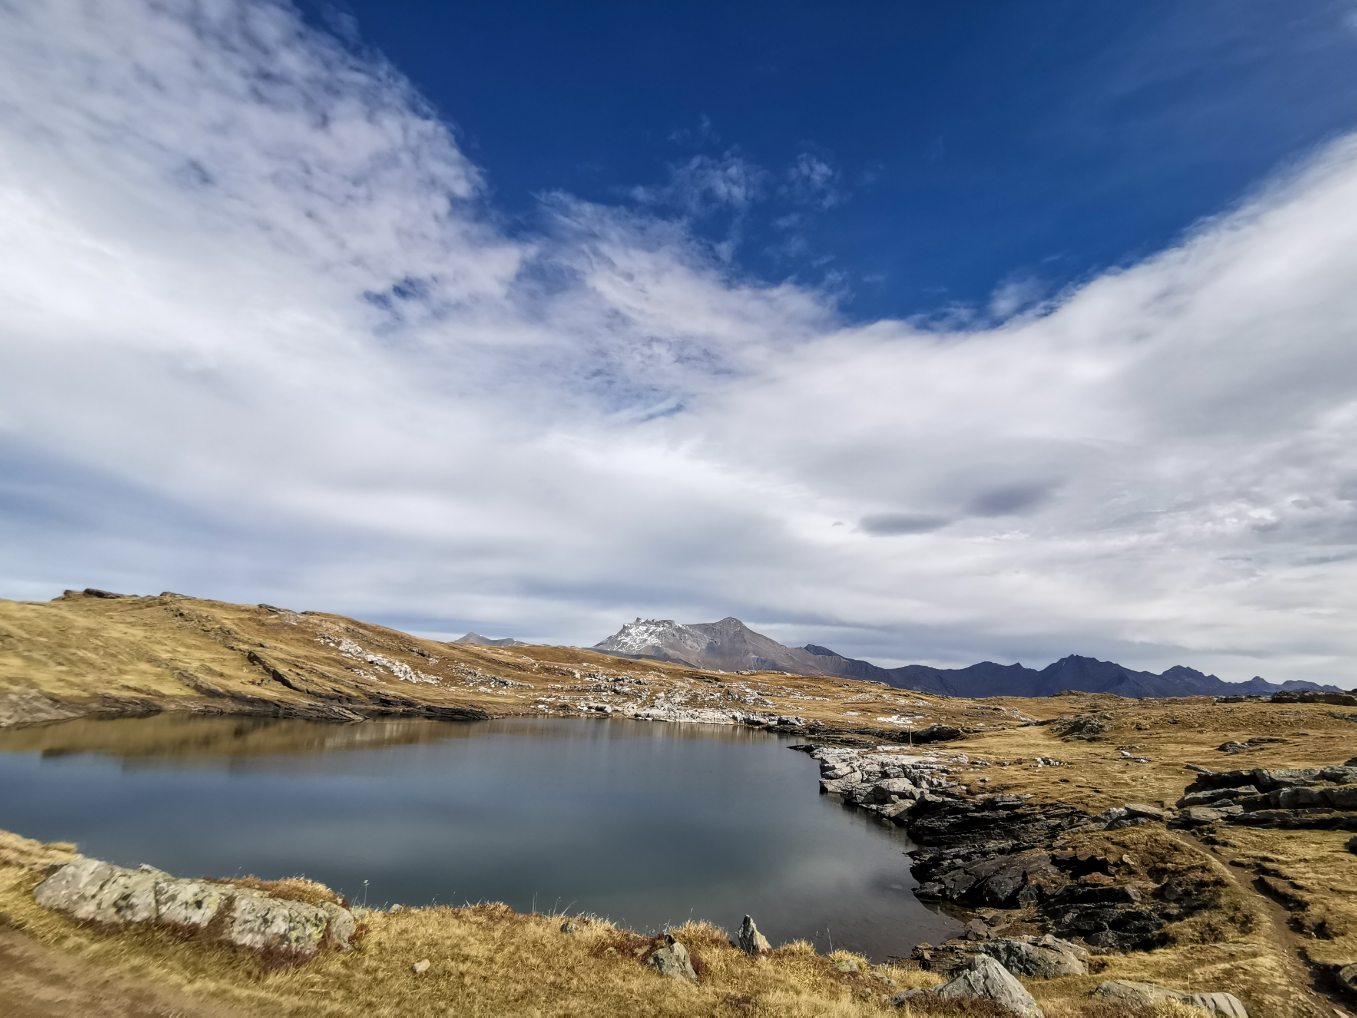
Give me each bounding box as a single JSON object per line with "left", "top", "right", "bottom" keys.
{"left": 452, "top": 632, "right": 523, "bottom": 647}
{"left": 592, "top": 617, "right": 1340, "bottom": 698}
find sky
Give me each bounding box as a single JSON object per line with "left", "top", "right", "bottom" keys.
{"left": 2, "top": 1, "right": 1357, "bottom": 682}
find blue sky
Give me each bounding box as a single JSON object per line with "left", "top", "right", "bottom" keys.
{"left": 307, "top": 1, "right": 1357, "bottom": 320}
{"left": 3, "top": 1, "right": 1357, "bottom": 682}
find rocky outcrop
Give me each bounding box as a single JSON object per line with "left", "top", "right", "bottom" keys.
{"left": 1092, "top": 979, "right": 1249, "bottom": 1017}
{"left": 34, "top": 856, "right": 354, "bottom": 959}
{"left": 975, "top": 935, "right": 1089, "bottom": 978}
{"left": 735, "top": 914, "right": 771, "bottom": 955}
{"left": 647, "top": 934, "right": 698, "bottom": 982}
{"left": 896, "top": 955, "right": 1043, "bottom": 1016}
{"left": 805, "top": 745, "right": 954, "bottom": 823}
{"left": 1271, "top": 690, "right": 1357, "bottom": 707}
{"left": 1173, "top": 765, "right": 1357, "bottom": 831}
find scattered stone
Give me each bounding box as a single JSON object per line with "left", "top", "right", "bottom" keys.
{"left": 411, "top": 959, "right": 430, "bottom": 975}
{"left": 735, "top": 914, "right": 771, "bottom": 955}
{"left": 1092, "top": 979, "right": 1249, "bottom": 1018}
{"left": 1347, "top": 835, "right": 1357, "bottom": 855}
{"left": 560, "top": 920, "right": 578, "bottom": 934}
{"left": 1218, "top": 742, "right": 1247, "bottom": 754}
{"left": 648, "top": 934, "right": 698, "bottom": 982}
{"left": 896, "top": 955, "right": 1043, "bottom": 1017}
{"left": 389, "top": 903, "right": 404, "bottom": 913}
{"left": 835, "top": 957, "right": 861, "bottom": 973}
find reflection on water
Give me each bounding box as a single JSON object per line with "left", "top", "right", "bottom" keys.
{"left": 0, "top": 715, "right": 958, "bottom": 959}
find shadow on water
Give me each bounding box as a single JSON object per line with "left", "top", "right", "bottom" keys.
{"left": 0, "top": 714, "right": 959, "bottom": 959}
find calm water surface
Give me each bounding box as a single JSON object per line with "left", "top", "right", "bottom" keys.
{"left": 0, "top": 715, "right": 957, "bottom": 959}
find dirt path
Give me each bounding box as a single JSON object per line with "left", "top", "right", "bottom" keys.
{"left": 0, "top": 926, "right": 244, "bottom": 1018}
{"left": 1184, "top": 833, "right": 1354, "bottom": 1018}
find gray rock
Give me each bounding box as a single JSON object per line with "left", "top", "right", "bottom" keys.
{"left": 34, "top": 855, "right": 355, "bottom": 957}
{"left": 735, "top": 914, "right": 771, "bottom": 955}
{"left": 976, "top": 935, "right": 1089, "bottom": 978}
{"left": 35, "top": 858, "right": 156, "bottom": 925}
{"left": 1122, "top": 803, "right": 1169, "bottom": 821}
{"left": 411, "top": 958, "right": 430, "bottom": 975}
{"left": 909, "top": 955, "right": 1043, "bottom": 1017}
{"left": 648, "top": 934, "right": 698, "bottom": 982}
{"left": 1338, "top": 962, "right": 1356, "bottom": 1001}
{"left": 560, "top": 920, "right": 578, "bottom": 934}
{"left": 1092, "top": 979, "right": 1249, "bottom": 1018}
{"left": 319, "top": 900, "right": 356, "bottom": 950}
{"left": 225, "top": 890, "right": 331, "bottom": 955}
{"left": 1178, "top": 786, "right": 1260, "bottom": 808}
{"left": 154, "top": 878, "right": 228, "bottom": 929}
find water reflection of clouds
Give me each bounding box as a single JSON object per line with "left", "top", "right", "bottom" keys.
{"left": 0, "top": 715, "right": 959, "bottom": 958}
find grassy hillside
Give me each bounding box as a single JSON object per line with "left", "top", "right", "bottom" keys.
{"left": 0, "top": 589, "right": 1354, "bottom": 1016}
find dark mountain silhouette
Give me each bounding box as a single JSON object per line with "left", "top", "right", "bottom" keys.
{"left": 593, "top": 617, "right": 1338, "bottom": 698}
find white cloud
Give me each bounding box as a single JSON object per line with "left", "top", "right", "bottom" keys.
{"left": 2, "top": 0, "right": 1356, "bottom": 684}
{"left": 784, "top": 152, "right": 843, "bottom": 209}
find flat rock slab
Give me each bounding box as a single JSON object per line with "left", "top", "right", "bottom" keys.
{"left": 1093, "top": 979, "right": 1249, "bottom": 1018}
{"left": 34, "top": 856, "right": 354, "bottom": 959}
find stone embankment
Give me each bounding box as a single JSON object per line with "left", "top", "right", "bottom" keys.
{"left": 33, "top": 856, "right": 355, "bottom": 958}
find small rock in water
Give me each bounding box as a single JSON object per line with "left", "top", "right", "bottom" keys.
{"left": 648, "top": 934, "right": 698, "bottom": 982}
{"left": 735, "top": 914, "right": 771, "bottom": 955}
{"left": 411, "top": 959, "right": 430, "bottom": 975}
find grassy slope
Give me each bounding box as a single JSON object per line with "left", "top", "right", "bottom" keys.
{"left": 0, "top": 591, "right": 1353, "bottom": 1016}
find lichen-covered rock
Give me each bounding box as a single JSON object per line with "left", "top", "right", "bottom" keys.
{"left": 226, "top": 890, "right": 330, "bottom": 955}
{"left": 33, "top": 855, "right": 355, "bottom": 959}
{"left": 735, "top": 914, "right": 771, "bottom": 955}
{"left": 35, "top": 858, "right": 156, "bottom": 925}
{"left": 648, "top": 934, "right": 698, "bottom": 982}
{"left": 155, "top": 878, "right": 227, "bottom": 929}
{"left": 1092, "top": 979, "right": 1249, "bottom": 1017}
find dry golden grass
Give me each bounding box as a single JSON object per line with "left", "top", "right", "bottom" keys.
{"left": 2, "top": 591, "right": 1354, "bottom": 1015}
{"left": 0, "top": 845, "right": 1250, "bottom": 1018}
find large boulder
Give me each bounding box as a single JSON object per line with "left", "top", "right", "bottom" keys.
{"left": 154, "top": 878, "right": 229, "bottom": 929}
{"left": 976, "top": 935, "right": 1089, "bottom": 978}
{"left": 226, "top": 891, "right": 332, "bottom": 955}
{"left": 33, "top": 856, "right": 355, "bottom": 959}
{"left": 648, "top": 935, "right": 698, "bottom": 982}
{"left": 897, "top": 955, "right": 1043, "bottom": 1017}
{"left": 34, "top": 858, "right": 156, "bottom": 925}
{"left": 1092, "top": 979, "right": 1249, "bottom": 1017}
{"left": 735, "top": 914, "right": 771, "bottom": 955}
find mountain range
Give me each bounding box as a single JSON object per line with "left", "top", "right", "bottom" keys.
{"left": 592, "top": 617, "right": 1341, "bottom": 698}
{"left": 452, "top": 632, "right": 523, "bottom": 647}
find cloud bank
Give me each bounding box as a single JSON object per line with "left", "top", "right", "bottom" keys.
{"left": 2, "top": 0, "right": 1356, "bottom": 683}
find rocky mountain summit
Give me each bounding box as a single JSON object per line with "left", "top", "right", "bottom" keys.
{"left": 593, "top": 616, "right": 1341, "bottom": 699}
